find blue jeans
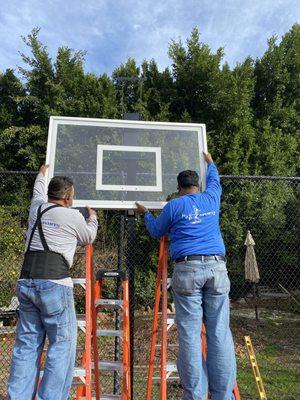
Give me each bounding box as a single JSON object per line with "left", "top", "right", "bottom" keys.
{"left": 172, "top": 260, "right": 236, "bottom": 400}
{"left": 8, "top": 279, "right": 77, "bottom": 400}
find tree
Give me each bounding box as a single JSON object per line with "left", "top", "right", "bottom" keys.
{"left": 253, "top": 24, "right": 300, "bottom": 176}
{"left": 168, "top": 28, "right": 224, "bottom": 125}
{"left": 0, "top": 69, "right": 25, "bottom": 130}
{"left": 112, "top": 57, "right": 142, "bottom": 116}
{"left": 168, "top": 29, "right": 257, "bottom": 174}
{"left": 141, "top": 59, "right": 174, "bottom": 121}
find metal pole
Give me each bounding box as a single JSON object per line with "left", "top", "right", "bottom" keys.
{"left": 114, "top": 212, "right": 125, "bottom": 393}
{"left": 125, "top": 210, "right": 136, "bottom": 398}
{"left": 115, "top": 77, "right": 144, "bottom": 399}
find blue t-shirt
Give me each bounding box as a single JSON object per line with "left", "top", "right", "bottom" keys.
{"left": 144, "top": 163, "right": 225, "bottom": 259}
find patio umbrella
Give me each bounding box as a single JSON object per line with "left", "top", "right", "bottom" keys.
{"left": 244, "top": 230, "right": 260, "bottom": 319}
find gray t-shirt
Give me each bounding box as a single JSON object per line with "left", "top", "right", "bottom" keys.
{"left": 22, "top": 173, "right": 98, "bottom": 287}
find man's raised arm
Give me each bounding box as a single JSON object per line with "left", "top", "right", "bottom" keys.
{"left": 31, "top": 164, "right": 49, "bottom": 208}
{"left": 203, "top": 153, "right": 222, "bottom": 199}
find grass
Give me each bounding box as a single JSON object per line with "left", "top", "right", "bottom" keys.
{"left": 231, "top": 312, "right": 300, "bottom": 400}
{"left": 237, "top": 347, "right": 300, "bottom": 400}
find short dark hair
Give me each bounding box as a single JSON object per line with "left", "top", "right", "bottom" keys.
{"left": 177, "top": 170, "right": 199, "bottom": 189}
{"left": 47, "top": 176, "right": 74, "bottom": 199}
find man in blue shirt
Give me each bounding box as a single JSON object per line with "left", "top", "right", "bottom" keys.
{"left": 136, "top": 153, "right": 236, "bottom": 400}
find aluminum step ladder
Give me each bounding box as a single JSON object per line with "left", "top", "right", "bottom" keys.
{"left": 146, "top": 237, "right": 241, "bottom": 400}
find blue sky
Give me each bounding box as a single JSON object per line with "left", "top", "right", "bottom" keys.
{"left": 0, "top": 0, "right": 299, "bottom": 76}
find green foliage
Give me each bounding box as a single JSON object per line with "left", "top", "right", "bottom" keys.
{"left": 252, "top": 24, "right": 300, "bottom": 176}
{"left": 134, "top": 269, "right": 157, "bottom": 307}
{"left": 0, "top": 125, "right": 47, "bottom": 170}
{"left": 0, "top": 207, "right": 25, "bottom": 306}
{"left": 0, "top": 69, "right": 25, "bottom": 130}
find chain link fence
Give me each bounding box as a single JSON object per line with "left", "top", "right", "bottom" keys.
{"left": 0, "top": 171, "right": 299, "bottom": 399}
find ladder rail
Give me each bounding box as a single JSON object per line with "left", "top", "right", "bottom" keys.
{"left": 84, "top": 244, "right": 93, "bottom": 400}
{"left": 96, "top": 278, "right": 103, "bottom": 399}
{"left": 145, "top": 256, "right": 163, "bottom": 400}
{"left": 75, "top": 245, "right": 94, "bottom": 400}
{"left": 122, "top": 278, "right": 131, "bottom": 400}
{"left": 92, "top": 269, "right": 100, "bottom": 400}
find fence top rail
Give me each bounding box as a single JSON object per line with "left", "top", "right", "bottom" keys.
{"left": 0, "top": 170, "right": 299, "bottom": 182}
{"left": 220, "top": 174, "right": 300, "bottom": 182}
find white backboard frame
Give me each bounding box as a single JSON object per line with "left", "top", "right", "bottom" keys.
{"left": 45, "top": 116, "right": 208, "bottom": 209}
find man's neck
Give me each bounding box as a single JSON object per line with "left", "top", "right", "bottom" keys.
{"left": 48, "top": 198, "right": 66, "bottom": 207}
{"left": 180, "top": 187, "right": 199, "bottom": 196}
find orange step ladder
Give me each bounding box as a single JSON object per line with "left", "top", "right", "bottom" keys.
{"left": 146, "top": 237, "right": 241, "bottom": 400}
{"left": 74, "top": 243, "right": 100, "bottom": 400}
{"left": 75, "top": 246, "right": 131, "bottom": 400}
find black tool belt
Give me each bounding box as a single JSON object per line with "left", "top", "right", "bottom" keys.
{"left": 175, "top": 254, "right": 226, "bottom": 263}
{"left": 20, "top": 204, "right": 70, "bottom": 280}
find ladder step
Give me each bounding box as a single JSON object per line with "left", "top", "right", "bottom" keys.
{"left": 98, "top": 360, "right": 123, "bottom": 371}
{"left": 43, "top": 346, "right": 84, "bottom": 352}
{"left": 40, "top": 367, "right": 86, "bottom": 379}
{"left": 152, "top": 361, "right": 178, "bottom": 381}
{"left": 95, "top": 299, "right": 123, "bottom": 309}
{"left": 153, "top": 376, "right": 180, "bottom": 381}
{"left": 97, "top": 329, "right": 123, "bottom": 337}
{"left": 73, "top": 367, "right": 86, "bottom": 378}
{"left": 76, "top": 318, "right": 123, "bottom": 336}
{"left": 77, "top": 320, "right": 86, "bottom": 330}
{"left": 147, "top": 361, "right": 178, "bottom": 381}
{"left": 72, "top": 278, "right": 86, "bottom": 285}
{"left": 166, "top": 361, "right": 178, "bottom": 372}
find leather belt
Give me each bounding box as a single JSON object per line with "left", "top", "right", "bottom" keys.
{"left": 175, "top": 254, "right": 226, "bottom": 263}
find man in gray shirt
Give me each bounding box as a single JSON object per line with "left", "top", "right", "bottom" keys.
{"left": 8, "top": 165, "right": 98, "bottom": 400}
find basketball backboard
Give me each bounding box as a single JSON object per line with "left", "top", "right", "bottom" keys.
{"left": 45, "top": 117, "right": 207, "bottom": 209}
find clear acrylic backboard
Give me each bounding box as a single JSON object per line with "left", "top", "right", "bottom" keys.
{"left": 45, "top": 117, "right": 207, "bottom": 209}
